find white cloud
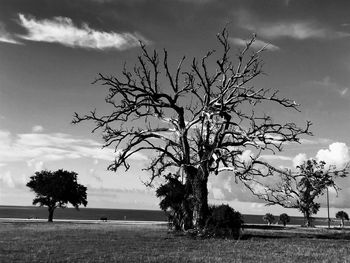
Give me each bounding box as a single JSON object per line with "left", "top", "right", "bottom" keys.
{"left": 292, "top": 153, "right": 307, "bottom": 168}
{"left": 310, "top": 76, "right": 350, "bottom": 98}
{"left": 260, "top": 154, "right": 292, "bottom": 162}
{"left": 31, "top": 125, "right": 44, "bottom": 133}
{"left": 0, "top": 129, "right": 148, "bottom": 164}
{"left": 290, "top": 142, "right": 350, "bottom": 170}
{"left": 0, "top": 171, "right": 15, "bottom": 188}
{"left": 299, "top": 137, "right": 332, "bottom": 145}
{"left": 0, "top": 22, "right": 22, "bottom": 45}
{"left": 236, "top": 10, "right": 349, "bottom": 41}
{"left": 230, "top": 37, "right": 280, "bottom": 51}
{"left": 17, "top": 13, "right": 150, "bottom": 50}
{"left": 254, "top": 22, "right": 331, "bottom": 40}
{"left": 316, "top": 142, "right": 350, "bottom": 169}
{"left": 27, "top": 160, "right": 44, "bottom": 171}
{"left": 212, "top": 188, "right": 225, "bottom": 200}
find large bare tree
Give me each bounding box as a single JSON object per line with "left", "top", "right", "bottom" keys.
{"left": 73, "top": 29, "right": 311, "bottom": 229}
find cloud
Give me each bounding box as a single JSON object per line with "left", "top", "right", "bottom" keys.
{"left": 0, "top": 171, "right": 15, "bottom": 188}
{"left": 31, "top": 125, "right": 44, "bottom": 133}
{"left": 230, "top": 37, "right": 280, "bottom": 51}
{"left": 27, "top": 160, "right": 44, "bottom": 171}
{"left": 0, "top": 129, "right": 148, "bottom": 164}
{"left": 236, "top": 10, "right": 349, "bottom": 40}
{"left": 311, "top": 76, "right": 350, "bottom": 98}
{"left": 252, "top": 22, "right": 332, "bottom": 40}
{"left": 0, "top": 22, "right": 22, "bottom": 45}
{"left": 212, "top": 188, "right": 225, "bottom": 200}
{"left": 289, "top": 142, "right": 350, "bottom": 170}
{"left": 292, "top": 153, "right": 307, "bottom": 168}
{"left": 316, "top": 142, "right": 350, "bottom": 169}
{"left": 17, "top": 13, "right": 150, "bottom": 50}
{"left": 299, "top": 138, "right": 332, "bottom": 145}
{"left": 260, "top": 154, "right": 292, "bottom": 162}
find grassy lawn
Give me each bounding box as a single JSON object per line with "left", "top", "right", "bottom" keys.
{"left": 1, "top": 222, "right": 350, "bottom": 262}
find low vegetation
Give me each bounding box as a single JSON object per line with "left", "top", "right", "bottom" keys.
{"left": 1, "top": 221, "right": 350, "bottom": 262}
{"left": 204, "top": 204, "right": 243, "bottom": 238}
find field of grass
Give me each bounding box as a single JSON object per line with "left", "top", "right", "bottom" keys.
{"left": 1, "top": 221, "right": 350, "bottom": 262}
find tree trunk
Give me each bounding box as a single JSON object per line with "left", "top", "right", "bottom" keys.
{"left": 48, "top": 207, "right": 55, "bottom": 222}
{"left": 189, "top": 168, "right": 209, "bottom": 230}
{"left": 304, "top": 211, "right": 312, "bottom": 227}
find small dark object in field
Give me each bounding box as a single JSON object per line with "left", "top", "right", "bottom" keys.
{"left": 100, "top": 217, "right": 108, "bottom": 222}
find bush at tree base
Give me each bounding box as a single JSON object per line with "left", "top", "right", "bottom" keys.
{"left": 204, "top": 204, "right": 243, "bottom": 238}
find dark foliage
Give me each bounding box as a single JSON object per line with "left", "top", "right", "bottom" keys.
{"left": 204, "top": 204, "right": 243, "bottom": 238}
{"left": 263, "top": 213, "right": 275, "bottom": 225}
{"left": 156, "top": 174, "right": 193, "bottom": 230}
{"left": 26, "top": 169, "right": 88, "bottom": 222}
{"left": 336, "top": 210, "right": 349, "bottom": 227}
{"left": 279, "top": 213, "right": 290, "bottom": 226}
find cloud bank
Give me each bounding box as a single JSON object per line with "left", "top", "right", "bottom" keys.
{"left": 0, "top": 129, "right": 147, "bottom": 164}
{"left": 236, "top": 10, "right": 350, "bottom": 41}
{"left": 17, "top": 13, "right": 149, "bottom": 50}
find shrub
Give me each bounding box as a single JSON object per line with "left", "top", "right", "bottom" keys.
{"left": 204, "top": 204, "right": 243, "bottom": 238}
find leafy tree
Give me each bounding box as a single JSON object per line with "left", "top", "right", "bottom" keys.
{"left": 336, "top": 210, "right": 349, "bottom": 228}
{"left": 156, "top": 173, "right": 193, "bottom": 230}
{"left": 26, "top": 169, "right": 88, "bottom": 222}
{"left": 263, "top": 213, "right": 275, "bottom": 225}
{"left": 258, "top": 159, "right": 347, "bottom": 227}
{"left": 73, "top": 28, "right": 311, "bottom": 230}
{"left": 279, "top": 213, "right": 290, "bottom": 226}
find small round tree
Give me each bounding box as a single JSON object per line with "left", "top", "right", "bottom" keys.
{"left": 26, "top": 169, "right": 88, "bottom": 222}
{"left": 263, "top": 213, "right": 275, "bottom": 225}
{"left": 336, "top": 211, "right": 349, "bottom": 228}
{"left": 279, "top": 213, "right": 290, "bottom": 226}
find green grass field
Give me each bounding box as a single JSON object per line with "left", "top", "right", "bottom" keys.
{"left": 1, "top": 221, "right": 350, "bottom": 262}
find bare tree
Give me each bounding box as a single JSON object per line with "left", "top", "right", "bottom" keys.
{"left": 73, "top": 28, "right": 311, "bottom": 230}
{"left": 257, "top": 159, "right": 347, "bottom": 227}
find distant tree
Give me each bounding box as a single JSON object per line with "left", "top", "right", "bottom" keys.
{"left": 279, "top": 213, "right": 290, "bottom": 226}
{"left": 336, "top": 210, "right": 349, "bottom": 228}
{"left": 257, "top": 159, "right": 348, "bottom": 227}
{"left": 73, "top": 28, "right": 311, "bottom": 231}
{"left": 26, "top": 169, "right": 88, "bottom": 222}
{"left": 263, "top": 213, "right": 275, "bottom": 225}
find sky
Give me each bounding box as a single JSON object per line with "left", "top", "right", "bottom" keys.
{"left": 1, "top": 0, "right": 350, "bottom": 217}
